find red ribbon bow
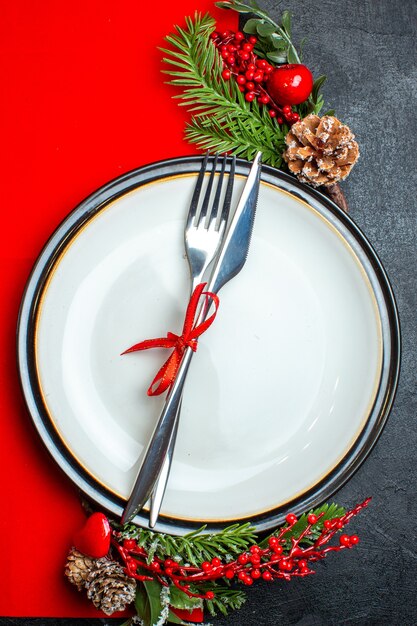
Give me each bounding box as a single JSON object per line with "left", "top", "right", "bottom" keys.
{"left": 122, "top": 283, "right": 219, "bottom": 396}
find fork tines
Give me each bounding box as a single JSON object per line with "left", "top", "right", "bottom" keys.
{"left": 189, "top": 153, "right": 236, "bottom": 232}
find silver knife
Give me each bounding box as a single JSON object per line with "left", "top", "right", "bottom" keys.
{"left": 122, "top": 152, "right": 262, "bottom": 525}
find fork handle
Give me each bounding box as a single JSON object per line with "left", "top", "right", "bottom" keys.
{"left": 121, "top": 347, "right": 195, "bottom": 523}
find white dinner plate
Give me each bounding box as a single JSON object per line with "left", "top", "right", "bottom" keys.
{"left": 17, "top": 156, "right": 400, "bottom": 534}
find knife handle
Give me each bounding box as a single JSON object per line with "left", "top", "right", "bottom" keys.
{"left": 121, "top": 347, "right": 194, "bottom": 524}
{"left": 149, "top": 405, "right": 180, "bottom": 528}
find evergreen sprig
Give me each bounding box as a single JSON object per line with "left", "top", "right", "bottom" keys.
{"left": 197, "top": 584, "right": 247, "bottom": 617}
{"left": 161, "top": 12, "right": 287, "bottom": 165}
{"left": 120, "top": 522, "right": 257, "bottom": 567}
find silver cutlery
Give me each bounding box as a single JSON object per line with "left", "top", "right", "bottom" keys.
{"left": 149, "top": 152, "right": 236, "bottom": 527}
{"left": 122, "top": 151, "right": 262, "bottom": 525}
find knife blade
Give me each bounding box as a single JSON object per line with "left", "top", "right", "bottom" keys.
{"left": 122, "top": 152, "right": 262, "bottom": 524}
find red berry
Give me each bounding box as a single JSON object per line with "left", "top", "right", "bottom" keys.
{"left": 267, "top": 64, "right": 313, "bottom": 105}
{"left": 291, "top": 112, "right": 300, "bottom": 122}
{"left": 265, "top": 64, "right": 274, "bottom": 73}
{"left": 164, "top": 558, "right": 175, "bottom": 568}
{"left": 300, "top": 566, "right": 309, "bottom": 574}
{"left": 221, "top": 51, "right": 229, "bottom": 60}
{"left": 256, "top": 59, "right": 267, "bottom": 69}
{"left": 279, "top": 559, "right": 289, "bottom": 571}
{"left": 211, "top": 557, "right": 221, "bottom": 567}
{"left": 239, "top": 51, "right": 250, "bottom": 60}
{"left": 165, "top": 567, "right": 173, "bottom": 576}
{"left": 350, "top": 535, "right": 360, "bottom": 545}
{"left": 250, "top": 555, "right": 261, "bottom": 566}
{"left": 238, "top": 571, "right": 247, "bottom": 580}
{"left": 286, "top": 514, "right": 298, "bottom": 525}
{"left": 245, "top": 70, "right": 254, "bottom": 80}
{"left": 251, "top": 568, "right": 261, "bottom": 579}
{"left": 268, "top": 537, "right": 278, "bottom": 548}
{"left": 222, "top": 69, "right": 231, "bottom": 80}
{"left": 339, "top": 534, "right": 351, "bottom": 547}
{"left": 298, "top": 559, "right": 307, "bottom": 569}
{"left": 277, "top": 117, "right": 283, "bottom": 124}
{"left": 260, "top": 95, "right": 269, "bottom": 104}
{"left": 285, "top": 559, "right": 294, "bottom": 571}
{"left": 249, "top": 36, "right": 257, "bottom": 44}
{"left": 202, "top": 561, "right": 212, "bottom": 572}
{"left": 220, "top": 44, "right": 227, "bottom": 53}
{"left": 271, "top": 553, "right": 282, "bottom": 562}
{"left": 269, "top": 109, "right": 277, "bottom": 117}
{"left": 283, "top": 105, "right": 292, "bottom": 114}
{"left": 242, "top": 43, "right": 253, "bottom": 52}
{"left": 238, "top": 553, "right": 249, "bottom": 565}
{"left": 245, "top": 92, "right": 255, "bottom": 102}
{"left": 308, "top": 514, "right": 318, "bottom": 525}
{"left": 245, "top": 81, "right": 255, "bottom": 91}
{"left": 238, "top": 85, "right": 245, "bottom": 92}
{"left": 336, "top": 521, "right": 344, "bottom": 529}
{"left": 250, "top": 545, "right": 261, "bottom": 554}
{"left": 210, "top": 31, "right": 219, "bottom": 40}
{"left": 225, "top": 568, "right": 235, "bottom": 579}
{"left": 227, "top": 44, "right": 237, "bottom": 52}
{"left": 205, "top": 591, "right": 215, "bottom": 600}
{"left": 324, "top": 520, "right": 333, "bottom": 529}
{"left": 235, "top": 31, "right": 244, "bottom": 41}
{"left": 272, "top": 544, "right": 283, "bottom": 555}
{"left": 262, "top": 571, "right": 273, "bottom": 581}
{"left": 253, "top": 72, "right": 264, "bottom": 82}
{"left": 247, "top": 63, "right": 256, "bottom": 71}
{"left": 244, "top": 576, "right": 254, "bottom": 585}
{"left": 228, "top": 55, "right": 236, "bottom": 65}
{"left": 236, "top": 74, "right": 246, "bottom": 85}
{"left": 123, "top": 539, "right": 136, "bottom": 550}
{"left": 127, "top": 558, "right": 137, "bottom": 571}
{"left": 151, "top": 561, "right": 161, "bottom": 571}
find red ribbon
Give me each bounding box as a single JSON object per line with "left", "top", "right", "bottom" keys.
{"left": 122, "top": 283, "right": 219, "bottom": 396}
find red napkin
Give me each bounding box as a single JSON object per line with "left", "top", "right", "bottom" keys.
{"left": 0, "top": 0, "right": 236, "bottom": 616}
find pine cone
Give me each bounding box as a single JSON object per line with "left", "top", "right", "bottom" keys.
{"left": 283, "top": 114, "right": 359, "bottom": 187}
{"left": 65, "top": 547, "right": 96, "bottom": 591}
{"left": 86, "top": 557, "right": 136, "bottom": 616}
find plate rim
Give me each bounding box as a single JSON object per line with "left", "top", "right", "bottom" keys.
{"left": 17, "top": 155, "right": 401, "bottom": 535}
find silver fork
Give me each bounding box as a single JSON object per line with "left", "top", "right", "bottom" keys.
{"left": 121, "top": 153, "right": 235, "bottom": 525}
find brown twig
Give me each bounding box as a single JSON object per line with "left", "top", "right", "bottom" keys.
{"left": 322, "top": 182, "right": 350, "bottom": 213}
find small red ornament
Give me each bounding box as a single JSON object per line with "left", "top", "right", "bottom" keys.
{"left": 267, "top": 64, "right": 313, "bottom": 105}
{"left": 73, "top": 512, "right": 111, "bottom": 558}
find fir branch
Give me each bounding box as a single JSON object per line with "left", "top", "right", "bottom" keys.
{"left": 119, "top": 523, "right": 257, "bottom": 567}
{"left": 161, "top": 12, "right": 286, "bottom": 166}
{"left": 196, "top": 584, "right": 247, "bottom": 617}
{"left": 186, "top": 114, "right": 284, "bottom": 167}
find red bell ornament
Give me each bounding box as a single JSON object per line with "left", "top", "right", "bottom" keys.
{"left": 267, "top": 63, "right": 313, "bottom": 105}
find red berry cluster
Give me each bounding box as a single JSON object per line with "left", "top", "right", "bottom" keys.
{"left": 112, "top": 499, "right": 369, "bottom": 600}
{"left": 210, "top": 29, "right": 300, "bottom": 125}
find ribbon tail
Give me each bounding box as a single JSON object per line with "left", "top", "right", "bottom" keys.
{"left": 147, "top": 349, "right": 183, "bottom": 396}
{"left": 121, "top": 337, "right": 176, "bottom": 355}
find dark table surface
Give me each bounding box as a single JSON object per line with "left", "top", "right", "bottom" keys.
{"left": 2, "top": 0, "right": 416, "bottom": 624}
